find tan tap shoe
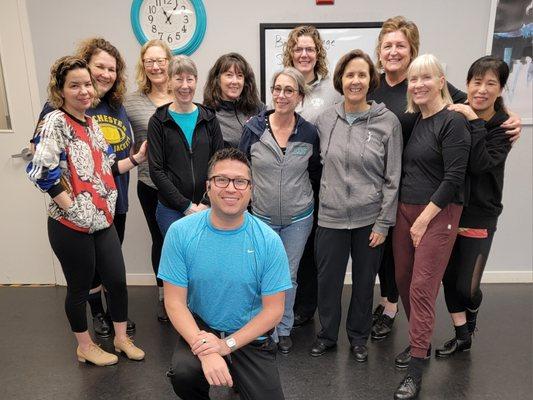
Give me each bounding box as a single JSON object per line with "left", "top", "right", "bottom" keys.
{"left": 77, "top": 344, "right": 118, "bottom": 366}
{"left": 114, "top": 336, "right": 145, "bottom": 361}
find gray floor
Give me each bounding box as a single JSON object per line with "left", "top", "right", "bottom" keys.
{"left": 0, "top": 284, "right": 531, "bottom": 400}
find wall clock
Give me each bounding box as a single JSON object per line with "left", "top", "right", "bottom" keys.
{"left": 131, "top": 0, "right": 207, "bottom": 55}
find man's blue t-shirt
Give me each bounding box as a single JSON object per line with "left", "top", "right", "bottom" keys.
{"left": 168, "top": 107, "right": 199, "bottom": 149}
{"left": 38, "top": 99, "right": 133, "bottom": 214}
{"left": 158, "top": 210, "right": 291, "bottom": 334}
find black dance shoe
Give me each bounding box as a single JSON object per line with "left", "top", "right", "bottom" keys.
{"left": 393, "top": 375, "right": 421, "bottom": 400}
{"left": 350, "top": 345, "right": 368, "bottom": 362}
{"left": 372, "top": 304, "right": 385, "bottom": 326}
{"left": 371, "top": 314, "right": 395, "bottom": 340}
{"left": 93, "top": 313, "right": 112, "bottom": 338}
{"left": 126, "top": 318, "right": 136, "bottom": 334}
{"left": 309, "top": 339, "right": 336, "bottom": 357}
{"left": 293, "top": 313, "right": 313, "bottom": 328}
{"left": 157, "top": 300, "right": 170, "bottom": 322}
{"left": 435, "top": 336, "right": 472, "bottom": 358}
{"left": 278, "top": 336, "right": 293, "bottom": 354}
{"left": 466, "top": 308, "right": 479, "bottom": 334}
{"left": 395, "top": 346, "right": 431, "bottom": 368}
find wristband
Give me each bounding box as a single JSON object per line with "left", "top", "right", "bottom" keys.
{"left": 129, "top": 154, "right": 139, "bottom": 166}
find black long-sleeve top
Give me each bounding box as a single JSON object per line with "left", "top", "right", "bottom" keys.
{"left": 461, "top": 109, "right": 511, "bottom": 229}
{"left": 148, "top": 103, "right": 224, "bottom": 212}
{"left": 400, "top": 108, "right": 471, "bottom": 208}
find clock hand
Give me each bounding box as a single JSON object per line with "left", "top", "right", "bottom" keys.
{"left": 162, "top": 8, "right": 172, "bottom": 24}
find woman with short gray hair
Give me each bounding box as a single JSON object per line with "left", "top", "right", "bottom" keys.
{"left": 239, "top": 67, "right": 321, "bottom": 354}
{"left": 148, "top": 55, "right": 224, "bottom": 236}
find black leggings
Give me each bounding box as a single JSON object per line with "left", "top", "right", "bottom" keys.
{"left": 443, "top": 231, "right": 495, "bottom": 314}
{"left": 48, "top": 218, "right": 128, "bottom": 332}
{"left": 90, "top": 213, "right": 126, "bottom": 290}
{"left": 137, "top": 181, "right": 163, "bottom": 287}
{"left": 377, "top": 230, "right": 399, "bottom": 303}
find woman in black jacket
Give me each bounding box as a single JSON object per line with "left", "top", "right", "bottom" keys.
{"left": 437, "top": 56, "right": 513, "bottom": 357}
{"left": 148, "top": 55, "right": 224, "bottom": 236}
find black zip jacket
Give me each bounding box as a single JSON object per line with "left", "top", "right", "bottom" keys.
{"left": 148, "top": 103, "right": 224, "bottom": 212}
{"left": 461, "top": 109, "right": 511, "bottom": 229}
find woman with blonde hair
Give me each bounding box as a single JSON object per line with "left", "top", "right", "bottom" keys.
{"left": 368, "top": 15, "right": 521, "bottom": 342}
{"left": 391, "top": 54, "right": 470, "bottom": 399}
{"left": 125, "top": 39, "right": 174, "bottom": 321}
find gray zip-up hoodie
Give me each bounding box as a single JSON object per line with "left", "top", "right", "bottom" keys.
{"left": 239, "top": 110, "right": 322, "bottom": 226}
{"left": 316, "top": 101, "right": 402, "bottom": 234}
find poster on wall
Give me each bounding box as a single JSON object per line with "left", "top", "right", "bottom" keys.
{"left": 487, "top": 0, "right": 533, "bottom": 124}
{"left": 260, "top": 22, "right": 382, "bottom": 105}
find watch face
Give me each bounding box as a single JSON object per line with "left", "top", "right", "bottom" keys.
{"left": 226, "top": 337, "right": 236, "bottom": 348}
{"left": 138, "top": 0, "right": 197, "bottom": 51}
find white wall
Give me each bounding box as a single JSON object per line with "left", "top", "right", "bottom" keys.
{"left": 25, "top": 0, "right": 532, "bottom": 282}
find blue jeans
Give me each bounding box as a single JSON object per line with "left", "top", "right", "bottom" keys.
{"left": 269, "top": 215, "right": 313, "bottom": 336}
{"left": 156, "top": 202, "right": 185, "bottom": 237}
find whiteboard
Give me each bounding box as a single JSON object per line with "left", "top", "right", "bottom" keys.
{"left": 260, "top": 22, "right": 383, "bottom": 104}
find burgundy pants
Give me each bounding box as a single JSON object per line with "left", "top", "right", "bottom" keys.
{"left": 393, "top": 202, "right": 462, "bottom": 358}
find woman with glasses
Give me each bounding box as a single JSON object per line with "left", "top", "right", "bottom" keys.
{"left": 33, "top": 37, "right": 137, "bottom": 337}
{"left": 148, "top": 55, "right": 224, "bottom": 237}
{"left": 310, "top": 50, "right": 402, "bottom": 363}
{"left": 125, "top": 40, "right": 174, "bottom": 321}
{"left": 282, "top": 25, "right": 342, "bottom": 330}
{"left": 28, "top": 56, "right": 146, "bottom": 366}
{"left": 239, "top": 67, "right": 321, "bottom": 354}
{"left": 203, "top": 53, "right": 265, "bottom": 147}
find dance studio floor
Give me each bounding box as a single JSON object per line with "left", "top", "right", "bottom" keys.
{"left": 0, "top": 284, "right": 531, "bottom": 399}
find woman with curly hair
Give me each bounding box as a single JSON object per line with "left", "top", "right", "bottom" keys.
{"left": 203, "top": 52, "right": 264, "bottom": 147}
{"left": 282, "top": 26, "right": 342, "bottom": 329}
{"left": 34, "top": 37, "right": 137, "bottom": 338}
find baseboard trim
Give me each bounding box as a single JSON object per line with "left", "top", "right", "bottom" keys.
{"left": 126, "top": 271, "right": 532, "bottom": 286}
{"left": 342, "top": 270, "right": 532, "bottom": 284}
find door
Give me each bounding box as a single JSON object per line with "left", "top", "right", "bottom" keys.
{"left": 0, "top": 0, "right": 57, "bottom": 283}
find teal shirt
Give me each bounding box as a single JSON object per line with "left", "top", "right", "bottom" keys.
{"left": 168, "top": 107, "right": 199, "bottom": 149}
{"left": 158, "top": 210, "right": 291, "bottom": 334}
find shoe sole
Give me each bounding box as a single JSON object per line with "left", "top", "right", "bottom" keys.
{"left": 279, "top": 348, "right": 292, "bottom": 355}
{"left": 354, "top": 356, "right": 368, "bottom": 363}
{"left": 77, "top": 356, "right": 118, "bottom": 366}
{"left": 435, "top": 347, "right": 471, "bottom": 358}
{"left": 115, "top": 348, "right": 145, "bottom": 361}
{"left": 370, "top": 333, "right": 390, "bottom": 341}
{"left": 310, "top": 351, "right": 326, "bottom": 357}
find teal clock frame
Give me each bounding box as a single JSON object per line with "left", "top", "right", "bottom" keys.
{"left": 130, "top": 0, "right": 207, "bottom": 55}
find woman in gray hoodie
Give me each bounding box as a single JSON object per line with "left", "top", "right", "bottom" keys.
{"left": 310, "top": 50, "right": 403, "bottom": 362}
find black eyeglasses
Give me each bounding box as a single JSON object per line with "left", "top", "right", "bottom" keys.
{"left": 209, "top": 176, "right": 251, "bottom": 190}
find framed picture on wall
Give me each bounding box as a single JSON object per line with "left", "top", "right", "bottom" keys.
{"left": 259, "top": 22, "right": 382, "bottom": 105}
{"left": 486, "top": 0, "right": 533, "bottom": 124}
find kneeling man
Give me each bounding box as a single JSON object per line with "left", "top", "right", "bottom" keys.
{"left": 159, "top": 148, "right": 291, "bottom": 400}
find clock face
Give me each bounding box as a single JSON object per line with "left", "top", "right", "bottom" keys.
{"left": 131, "top": 0, "right": 206, "bottom": 55}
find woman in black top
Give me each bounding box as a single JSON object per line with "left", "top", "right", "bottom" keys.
{"left": 368, "top": 16, "right": 522, "bottom": 341}
{"left": 436, "top": 57, "right": 513, "bottom": 358}
{"left": 391, "top": 54, "right": 471, "bottom": 400}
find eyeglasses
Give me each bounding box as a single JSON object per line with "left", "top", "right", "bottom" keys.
{"left": 143, "top": 58, "right": 168, "bottom": 67}
{"left": 271, "top": 86, "right": 297, "bottom": 98}
{"left": 293, "top": 47, "right": 316, "bottom": 55}
{"left": 209, "top": 175, "right": 251, "bottom": 190}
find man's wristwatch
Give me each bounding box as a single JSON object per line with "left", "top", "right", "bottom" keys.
{"left": 225, "top": 337, "right": 237, "bottom": 352}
